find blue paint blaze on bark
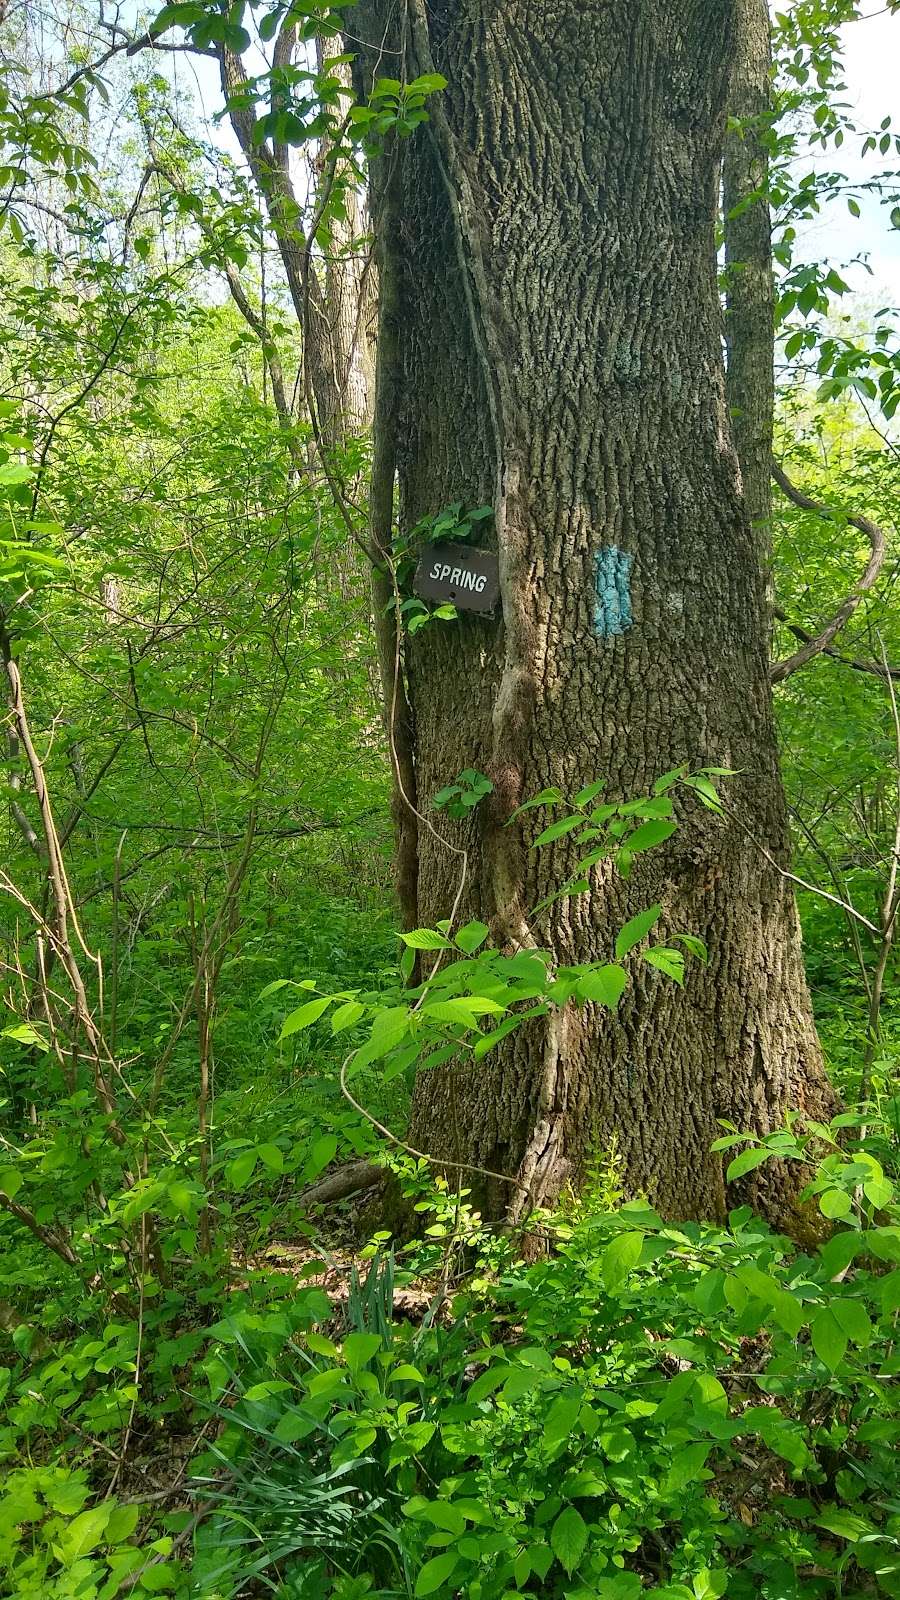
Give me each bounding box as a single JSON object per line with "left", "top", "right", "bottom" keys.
{"left": 594, "top": 547, "right": 634, "bottom": 637}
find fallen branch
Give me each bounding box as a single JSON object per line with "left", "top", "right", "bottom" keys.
{"left": 299, "top": 1159, "right": 386, "bottom": 1207}
{"left": 770, "top": 460, "right": 888, "bottom": 684}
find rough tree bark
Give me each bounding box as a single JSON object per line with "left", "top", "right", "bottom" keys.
{"left": 360, "top": 0, "right": 834, "bottom": 1226}
{"left": 723, "top": 0, "right": 775, "bottom": 547}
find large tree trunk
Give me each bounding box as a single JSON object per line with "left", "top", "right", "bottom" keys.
{"left": 362, "top": 0, "right": 833, "bottom": 1225}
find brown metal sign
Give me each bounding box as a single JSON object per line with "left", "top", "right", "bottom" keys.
{"left": 413, "top": 541, "right": 500, "bottom": 615}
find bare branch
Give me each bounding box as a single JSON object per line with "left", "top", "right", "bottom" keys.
{"left": 770, "top": 459, "right": 889, "bottom": 684}
{"left": 0, "top": 1190, "right": 79, "bottom": 1270}
{"left": 34, "top": 26, "right": 217, "bottom": 106}
{"left": 773, "top": 604, "right": 900, "bottom": 680}
{"left": 31, "top": 304, "right": 141, "bottom": 515}
{"left": 4, "top": 731, "right": 42, "bottom": 853}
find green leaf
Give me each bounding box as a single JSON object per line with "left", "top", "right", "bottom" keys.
{"left": 574, "top": 779, "right": 607, "bottom": 808}
{"left": 653, "top": 766, "right": 686, "bottom": 793}
{"left": 44, "top": 1478, "right": 90, "bottom": 1515}
{"left": 832, "top": 1298, "right": 871, "bottom": 1347}
{"left": 383, "top": 1038, "right": 421, "bottom": 1081}
{"left": 59, "top": 1503, "right": 112, "bottom": 1559}
{"left": 544, "top": 1389, "right": 582, "bottom": 1447}
{"left": 811, "top": 1306, "right": 848, "bottom": 1373}
{"left": 407, "top": 72, "right": 448, "bottom": 94}
{"left": 664, "top": 1440, "right": 710, "bottom": 1493}
{"left": 305, "top": 1134, "right": 338, "bottom": 1181}
{"left": 415, "top": 1552, "right": 459, "bottom": 1595}
{"left": 343, "top": 1331, "right": 382, "bottom": 1372}
{"left": 423, "top": 996, "right": 504, "bottom": 1022}
{"left": 166, "top": 1179, "right": 197, "bottom": 1219}
{"left": 533, "top": 814, "right": 585, "bottom": 846}
{"left": 473, "top": 1011, "right": 539, "bottom": 1059}
{"left": 673, "top": 933, "right": 707, "bottom": 963}
{"left": 139, "top": 1565, "right": 178, "bottom": 1593}
{"left": 642, "top": 946, "right": 685, "bottom": 984}
{"left": 407, "top": 1499, "right": 465, "bottom": 1533}
{"left": 225, "top": 1150, "right": 257, "bottom": 1190}
{"left": 1, "top": 1022, "right": 49, "bottom": 1050}
{"left": 400, "top": 928, "right": 451, "bottom": 950}
{"left": 820, "top": 1186, "right": 853, "bottom": 1219}
{"left": 815, "top": 1507, "right": 876, "bottom": 1541}
{"left": 694, "top": 1268, "right": 726, "bottom": 1314}
{"left": 306, "top": 1333, "right": 339, "bottom": 1357}
{"left": 565, "top": 1470, "right": 607, "bottom": 1498}
{"left": 152, "top": 1, "right": 206, "bottom": 29}
{"left": 550, "top": 1504, "right": 587, "bottom": 1575}
{"left": 622, "top": 819, "right": 677, "bottom": 853}
{"left": 602, "top": 1230, "right": 644, "bottom": 1291}
{"left": 863, "top": 1175, "right": 893, "bottom": 1209}
{"left": 615, "top": 904, "right": 661, "bottom": 959}
{"left": 256, "top": 1142, "right": 284, "bottom": 1172}
{"left": 258, "top": 978, "right": 294, "bottom": 1000}
{"left": 467, "top": 1364, "right": 511, "bottom": 1401}
{"left": 509, "top": 786, "right": 564, "bottom": 820}
{"left": 684, "top": 774, "right": 724, "bottom": 812}
{"left": 458, "top": 768, "right": 492, "bottom": 792}
{"left": 280, "top": 996, "right": 331, "bottom": 1039}
{"left": 576, "top": 964, "right": 627, "bottom": 1007}
{"left": 726, "top": 1145, "right": 771, "bottom": 1181}
{"left": 879, "top": 1269, "right": 900, "bottom": 1314}
{"left": 0, "top": 1166, "right": 24, "bottom": 1199}
{"left": 693, "top": 1570, "right": 728, "bottom": 1600}
{"left": 771, "top": 1287, "right": 805, "bottom": 1339}
{"left": 331, "top": 1000, "right": 365, "bottom": 1034}
{"left": 350, "top": 1007, "right": 411, "bottom": 1073}
{"left": 105, "top": 1503, "right": 140, "bottom": 1543}
{"left": 455, "top": 920, "right": 490, "bottom": 953}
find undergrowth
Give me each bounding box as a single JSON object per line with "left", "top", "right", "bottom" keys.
{"left": 1, "top": 1075, "right": 899, "bottom": 1599}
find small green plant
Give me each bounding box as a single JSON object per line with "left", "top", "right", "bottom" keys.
{"left": 351, "top": 72, "right": 450, "bottom": 151}
{"left": 714, "top": 1104, "right": 898, "bottom": 1229}
{"left": 431, "top": 766, "right": 494, "bottom": 819}
{"left": 563, "top": 1132, "right": 629, "bottom": 1217}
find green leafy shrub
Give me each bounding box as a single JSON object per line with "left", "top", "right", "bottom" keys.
{"left": 187, "top": 1104, "right": 900, "bottom": 1599}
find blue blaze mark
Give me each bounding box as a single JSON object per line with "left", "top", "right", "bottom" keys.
{"left": 594, "top": 547, "right": 634, "bottom": 637}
